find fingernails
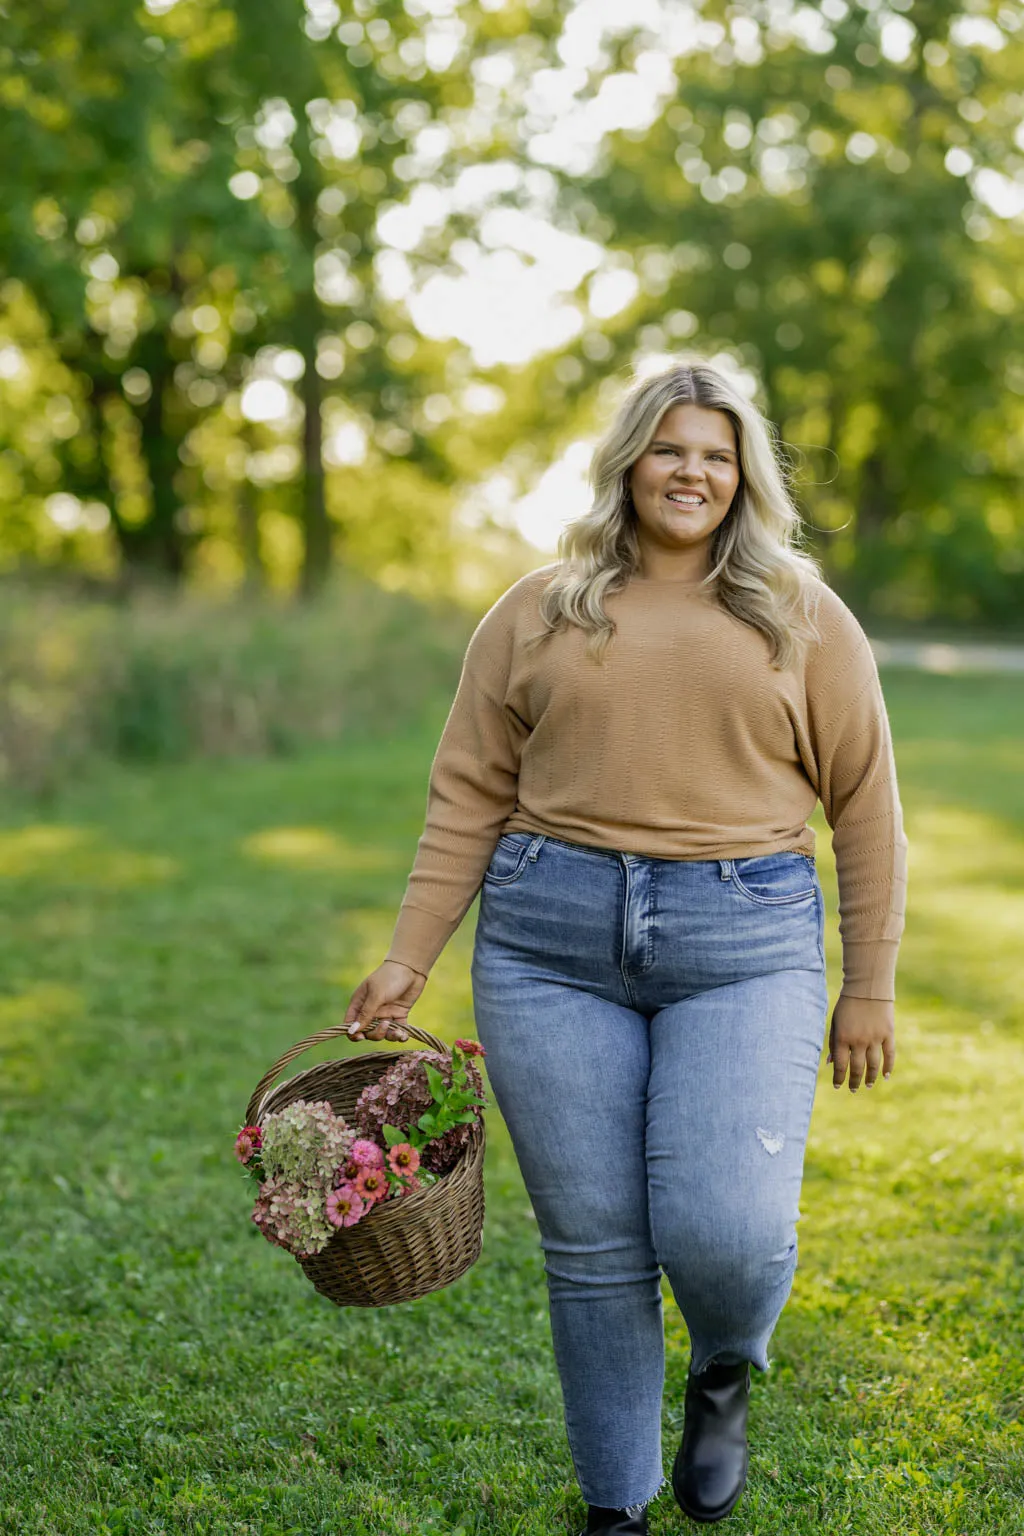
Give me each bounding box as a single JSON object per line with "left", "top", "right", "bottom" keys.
{"left": 883, "top": 1071, "right": 891, "bottom": 1079}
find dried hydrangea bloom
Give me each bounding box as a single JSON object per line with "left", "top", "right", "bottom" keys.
{"left": 252, "top": 1171, "right": 336, "bottom": 1256}
{"left": 353, "top": 1051, "right": 484, "bottom": 1175}
{"left": 259, "top": 1099, "right": 355, "bottom": 1186}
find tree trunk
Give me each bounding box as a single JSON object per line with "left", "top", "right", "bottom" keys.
{"left": 237, "top": 479, "right": 265, "bottom": 591}
{"left": 112, "top": 360, "right": 187, "bottom": 581}
{"left": 858, "top": 451, "right": 890, "bottom": 539}
{"left": 297, "top": 297, "right": 329, "bottom": 597}
{"left": 294, "top": 183, "right": 330, "bottom": 599}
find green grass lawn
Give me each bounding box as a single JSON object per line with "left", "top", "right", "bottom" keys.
{"left": 1, "top": 667, "right": 1023, "bottom": 1536}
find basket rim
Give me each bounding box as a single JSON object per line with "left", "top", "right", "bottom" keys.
{"left": 245, "top": 1021, "right": 451, "bottom": 1127}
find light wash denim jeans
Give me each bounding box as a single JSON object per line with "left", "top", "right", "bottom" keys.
{"left": 470, "top": 831, "right": 829, "bottom": 1514}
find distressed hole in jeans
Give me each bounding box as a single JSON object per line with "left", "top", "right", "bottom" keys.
{"left": 756, "top": 1126, "right": 785, "bottom": 1156}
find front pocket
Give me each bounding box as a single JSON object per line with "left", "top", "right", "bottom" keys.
{"left": 729, "top": 852, "right": 816, "bottom": 906}
{"left": 483, "top": 834, "right": 534, "bottom": 886}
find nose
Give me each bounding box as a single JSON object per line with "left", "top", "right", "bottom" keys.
{"left": 669, "top": 455, "right": 705, "bottom": 479}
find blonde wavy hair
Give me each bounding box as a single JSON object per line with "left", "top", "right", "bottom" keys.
{"left": 525, "top": 356, "right": 826, "bottom": 671}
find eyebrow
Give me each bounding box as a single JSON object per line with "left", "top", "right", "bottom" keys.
{"left": 650, "top": 439, "right": 737, "bottom": 457}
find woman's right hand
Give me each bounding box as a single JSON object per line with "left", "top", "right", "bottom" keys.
{"left": 342, "top": 961, "right": 428, "bottom": 1041}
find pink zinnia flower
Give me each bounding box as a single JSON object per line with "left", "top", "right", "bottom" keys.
{"left": 326, "top": 1184, "right": 367, "bottom": 1228}
{"left": 354, "top": 1167, "right": 388, "bottom": 1203}
{"left": 234, "top": 1125, "right": 262, "bottom": 1164}
{"left": 387, "top": 1143, "right": 421, "bottom": 1176}
{"left": 350, "top": 1138, "right": 385, "bottom": 1169}
{"left": 399, "top": 1175, "right": 423, "bottom": 1197}
{"left": 454, "top": 1038, "right": 486, "bottom": 1058}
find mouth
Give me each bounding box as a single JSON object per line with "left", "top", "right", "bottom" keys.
{"left": 665, "top": 492, "right": 706, "bottom": 508}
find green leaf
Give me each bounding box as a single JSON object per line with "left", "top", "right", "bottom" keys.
{"left": 424, "top": 1063, "right": 446, "bottom": 1102}
{"left": 382, "top": 1124, "right": 405, "bottom": 1147}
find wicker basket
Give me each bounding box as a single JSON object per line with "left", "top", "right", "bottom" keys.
{"left": 244, "top": 1023, "right": 485, "bottom": 1308}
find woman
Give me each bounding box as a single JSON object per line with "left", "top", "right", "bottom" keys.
{"left": 343, "top": 358, "right": 908, "bottom": 1533}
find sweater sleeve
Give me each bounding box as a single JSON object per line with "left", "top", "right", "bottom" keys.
{"left": 383, "top": 586, "right": 532, "bottom": 977}
{"left": 803, "top": 588, "right": 909, "bottom": 1001}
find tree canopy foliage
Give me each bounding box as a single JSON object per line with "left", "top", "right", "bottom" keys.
{"left": 1, "top": 0, "right": 1021, "bottom": 624}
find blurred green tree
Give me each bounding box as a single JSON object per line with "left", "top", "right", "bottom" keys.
{"left": 2, "top": 1, "right": 1022, "bottom": 626}
{"left": 522, "top": 0, "right": 1024, "bottom": 624}
{"left": 0, "top": 0, "right": 570, "bottom": 594}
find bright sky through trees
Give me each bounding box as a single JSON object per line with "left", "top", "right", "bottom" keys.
{"left": 3, "top": 0, "right": 1022, "bottom": 615}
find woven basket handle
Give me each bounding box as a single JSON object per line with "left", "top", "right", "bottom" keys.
{"left": 245, "top": 1022, "right": 450, "bottom": 1126}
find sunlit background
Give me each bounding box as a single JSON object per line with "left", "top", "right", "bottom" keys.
{"left": 2, "top": 0, "right": 1022, "bottom": 621}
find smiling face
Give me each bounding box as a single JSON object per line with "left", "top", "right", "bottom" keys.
{"left": 627, "top": 402, "right": 741, "bottom": 579}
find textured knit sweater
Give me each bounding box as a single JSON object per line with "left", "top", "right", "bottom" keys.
{"left": 384, "top": 563, "right": 909, "bottom": 1001}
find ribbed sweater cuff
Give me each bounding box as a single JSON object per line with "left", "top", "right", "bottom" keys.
{"left": 384, "top": 902, "right": 458, "bottom": 978}
{"left": 839, "top": 939, "right": 901, "bottom": 1003}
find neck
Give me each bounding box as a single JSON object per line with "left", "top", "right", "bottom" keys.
{"left": 635, "top": 542, "right": 713, "bottom": 584}
{"left": 634, "top": 563, "right": 713, "bottom": 584}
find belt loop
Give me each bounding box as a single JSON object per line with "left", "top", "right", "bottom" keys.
{"left": 719, "top": 859, "right": 732, "bottom": 880}
{"left": 528, "top": 834, "right": 546, "bottom": 861}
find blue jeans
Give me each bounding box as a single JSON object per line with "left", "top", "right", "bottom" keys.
{"left": 470, "top": 832, "right": 829, "bottom": 1513}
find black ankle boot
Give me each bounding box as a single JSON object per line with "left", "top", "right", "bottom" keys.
{"left": 580, "top": 1504, "right": 649, "bottom": 1535}
{"left": 671, "top": 1356, "right": 751, "bottom": 1523}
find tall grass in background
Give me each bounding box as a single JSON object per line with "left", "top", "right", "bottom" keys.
{"left": 0, "top": 576, "right": 473, "bottom": 795}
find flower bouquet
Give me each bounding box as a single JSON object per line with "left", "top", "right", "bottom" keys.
{"left": 238, "top": 1025, "right": 487, "bottom": 1307}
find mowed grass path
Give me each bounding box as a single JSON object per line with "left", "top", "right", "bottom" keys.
{"left": 1, "top": 669, "right": 1023, "bottom": 1536}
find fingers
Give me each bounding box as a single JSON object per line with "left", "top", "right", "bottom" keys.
{"left": 347, "top": 1020, "right": 409, "bottom": 1043}
{"left": 344, "top": 962, "right": 425, "bottom": 1040}
{"left": 863, "top": 1041, "right": 883, "bottom": 1088}
{"left": 834, "top": 1039, "right": 893, "bottom": 1091}
{"left": 847, "top": 1047, "right": 866, "bottom": 1093}
{"left": 344, "top": 976, "right": 390, "bottom": 1037}
{"left": 342, "top": 980, "right": 368, "bottom": 1027}
{"left": 828, "top": 998, "right": 896, "bottom": 1094}
{"left": 346, "top": 1014, "right": 402, "bottom": 1042}
{"left": 344, "top": 993, "right": 411, "bottom": 1042}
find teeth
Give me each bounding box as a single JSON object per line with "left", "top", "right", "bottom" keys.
{"left": 667, "top": 494, "right": 703, "bottom": 504}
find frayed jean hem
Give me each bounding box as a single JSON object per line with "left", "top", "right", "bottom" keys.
{"left": 624, "top": 1476, "right": 667, "bottom": 1516}
{"left": 585, "top": 1476, "right": 667, "bottom": 1519}
{"left": 690, "top": 1345, "right": 770, "bottom": 1375}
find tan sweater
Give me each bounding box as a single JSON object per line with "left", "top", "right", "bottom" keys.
{"left": 385, "top": 563, "right": 908, "bottom": 1001}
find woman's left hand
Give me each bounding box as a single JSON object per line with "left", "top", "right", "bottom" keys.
{"left": 827, "top": 995, "right": 896, "bottom": 1092}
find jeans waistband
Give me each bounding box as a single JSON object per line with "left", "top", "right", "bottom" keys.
{"left": 505, "top": 831, "right": 812, "bottom": 876}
